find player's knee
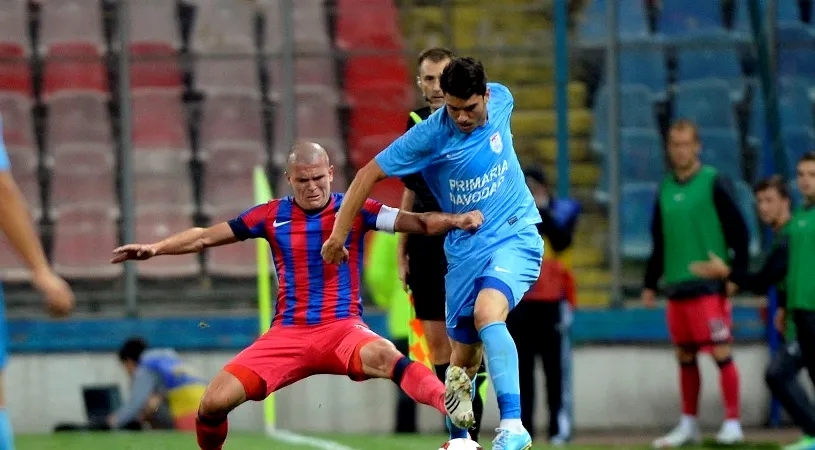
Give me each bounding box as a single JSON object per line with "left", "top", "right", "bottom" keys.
{"left": 473, "top": 298, "right": 508, "bottom": 331}
{"left": 675, "top": 346, "right": 697, "bottom": 364}
{"left": 711, "top": 344, "right": 732, "bottom": 362}
{"left": 198, "top": 371, "right": 247, "bottom": 416}
{"left": 360, "top": 339, "right": 401, "bottom": 377}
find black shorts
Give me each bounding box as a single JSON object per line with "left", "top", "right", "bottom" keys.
{"left": 406, "top": 234, "right": 446, "bottom": 322}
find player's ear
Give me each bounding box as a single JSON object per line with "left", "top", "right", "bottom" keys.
{"left": 285, "top": 170, "right": 292, "bottom": 187}
{"left": 484, "top": 88, "right": 490, "bottom": 104}
{"left": 328, "top": 165, "right": 334, "bottom": 182}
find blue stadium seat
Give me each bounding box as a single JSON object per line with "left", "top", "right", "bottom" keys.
{"left": 779, "top": 49, "right": 815, "bottom": 82}
{"left": 673, "top": 80, "right": 736, "bottom": 130}
{"left": 789, "top": 179, "right": 803, "bottom": 208}
{"left": 733, "top": 180, "right": 761, "bottom": 257}
{"left": 657, "top": 0, "right": 728, "bottom": 42}
{"left": 621, "top": 182, "right": 658, "bottom": 260}
{"left": 595, "top": 128, "right": 664, "bottom": 204}
{"left": 779, "top": 77, "right": 814, "bottom": 129}
{"left": 733, "top": 0, "right": 809, "bottom": 42}
{"left": 783, "top": 126, "right": 815, "bottom": 175}
{"left": 747, "top": 86, "right": 765, "bottom": 147}
{"left": 591, "top": 85, "right": 658, "bottom": 155}
{"left": 698, "top": 128, "right": 744, "bottom": 182}
{"left": 620, "top": 47, "right": 668, "bottom": 101}
{"left": 675, "top": 47, "right": 745, "bottom": 102}
{"left": 577, "top": 0, "right": 649, "bottom": 46}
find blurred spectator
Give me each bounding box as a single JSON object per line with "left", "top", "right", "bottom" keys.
{"left": 109, "top": 338, "right": 207, "bottom": 431}
{"left": 506, "top": 167, "right": 579, "bottom": 445}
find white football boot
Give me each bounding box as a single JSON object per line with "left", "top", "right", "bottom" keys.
{"left": 444, "top": 365, "right": 475, "bottom": 429}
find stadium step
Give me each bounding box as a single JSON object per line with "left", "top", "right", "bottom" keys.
{"left": 544, "top": 162, "right": 599, "bottom": 187}
{"left": 511, "top": 109, "right": 593, "bottom": 138}
{"left": 452, "top": 6, "right": 551, "bottom": 51}
{"left": 479, "top": 55, "right": 555, "bottom": 84}
{"left": 574, "top": 267, "right": 612, "bottom": 287}
{"left": 529, "top": 137, "right": 590, "bottom": 162}
{"left": 577, "top": 288, "right": 611, "bottom": 307}
{"left": 571, "top": 246, "right": 605, "bottom": 268}
{"left": 511, "top": 82, "right": 587, "bottom": 110}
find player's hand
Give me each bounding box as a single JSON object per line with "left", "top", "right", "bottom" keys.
{"left": 725, "top": 281, "right": 739, "bottom": 297}
{"left": 775, "top": 308, "right": 786, "bottom": 335}
{"left": 641, "top": 288, "right": 656, "bottom": 308}
{"left": 111, "top": 244, "right": 157, "bottom": 263}
{"left": 397, "top": 253, "right": 410, "bottom": 292}
{"left": 455, "top": 210, "right": 484, "bottom": 231}
{"left": 32, "top": 268, "right": 74, "bottom": 318}
{"left": 321, "top": 236, "right": 349, "bottom": 264}
{"left": 689, "top": 251, "right": 730, "bottom": 279}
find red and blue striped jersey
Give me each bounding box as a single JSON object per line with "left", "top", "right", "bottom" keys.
{"left": 227, "top": 193, "right": 390, "bottom": 326}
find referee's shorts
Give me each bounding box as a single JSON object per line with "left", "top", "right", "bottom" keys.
{"left": 406, "top": 234, "right": 447, "bottom": 322}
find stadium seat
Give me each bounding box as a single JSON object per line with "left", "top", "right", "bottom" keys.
{"left": 577, "top": 0, "right": 649, "bottom": 46}
{"left": 52, "top": 207, "right": 122, "bottom": 280}
{"left": 371, "top": 177, "right": 405, "bottom": 208}
{"left": 783, "top": 126, "right": 815, "bottom": 175}
{"left": 349, "top": 104, "right": 406, "bottom": 148}
{"left": 673, "top": 80, "right": 736, "bottom": 130}
{"left": 268, "top": 56, "right": 337, "bottom": 97}
{"left": 748, "top": 87, "right": 766, "bottom": 147}
{"left": 336, "top": 0, "right": 403, "bottom": 51}
{"left": 732, "top": 0, "right": 809, "bottom": 42}
{"left": 199, "top": 94, "right": 265, "bottom": 156}
{"left": 591, "top": 85, "right": 658, "bottom": 155}
{"left": 191, "top": 0, "right": 256, "bottom": 55}
{"left": 676, "top": 47, "right": 745, "bottom": 102}
{"left": 38, "top": 0, "right": 105, "bottom": 56}
{"left": 46, "top": 94, "right": 112, "bottom": 152}
{"left": 126, "top": 0, "right": 181, "bottom": 51}
{"left": 130, "top": 44, "right": 183, "bottom": 94}
{"left": 205, "top": 208, "right": 258, "bottom": 278}
{"left": 789, "top": 179, "right": 803, "bottom": 208}
{"left": 778, "top": 48, "right": 815, "bottom": 81}
{"left": 194, "top": 57, "right": 260, "bottom": 98}
{"left": 0, "top": 233, "right": 33, "bottom": 282}
{"left": 49, "top": 147, "right": 117, "bottom": 213}
{"left": 595, "top": 128, "right": 664, "bottom": 203}
{"left": 0, "top": 53, "right": 33, "bottom": 101}
{"left": 349, "top": 133, "right": 401, "bottom": 170}
{"left": 42, "top": 46, "right": 108, "bottom": 101}
{"left": 277, "top": 92, "right": 343, "bottom": 144}
{"left": 291, "top": 0, "right": 332, "bottom": 52}
{"left": 779, "top": 78, "right": 814, "bottom": 129}
{"left": 135, "top": 207, "right": 200, "bottom": 279}
{"left": 619, "top": 47, "right": 668, "bottom": 102}
{"left": 6, "top": 146, "right": 40, "bottom": 215}
{"left": 344, "top": 55, "right": 409, "bottom": 102}
{"left": 733, "top": 180, "right": 761, "bottom": 257}
{"left": 0, "top": 94, "right": 35, "bottom": 148}
{"left": 202, "top": 169, "right": 255, "bottom": 213}
{"left": 621, "top": 182, "right": 658, "bottom": 260}
{"left": 131, "top": 92, "right": 189, "bottom": 152}
{"left": 657, "top": 0, "right": 728, "bottom": 42}
{"left": 134, "top": 173, "right": 195, "bottom": 210}
{"left": 698, "top": 128, "right": 744, "bottom": 182}
{"left": 0, "top": 0, "right": 30, "bottom": 56}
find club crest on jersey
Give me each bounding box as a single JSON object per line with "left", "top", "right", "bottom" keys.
{"left": 489, "top": 132, "right": 503, "bottom": 154}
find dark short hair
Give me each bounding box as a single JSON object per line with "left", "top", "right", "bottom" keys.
{"left": 417, "top": 47, "right": 454, "bottom": 66}
{"left": 440, "top": 57, "right": 487, "bottom": 100}
{"left": 118, "top": 337, "right": 148, "bottom": 363}
{"left": 800, "top": 151, "right": 815, "bottom": 165}
{"left": 754, "top": 175, "right": 789, "bottom": 199}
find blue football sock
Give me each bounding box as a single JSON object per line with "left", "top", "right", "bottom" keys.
{"left": 479, "top": 321, "right": 521, "bottom": 421}
{"left": 446, "top": 416, "right": 469, "bottom": 439}
{"left": 0, "top": 408, "right": 15, "bottom": 450}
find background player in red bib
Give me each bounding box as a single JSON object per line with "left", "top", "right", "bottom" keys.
{"left": 110, "top": 141, "right": 483, "bottom": 450}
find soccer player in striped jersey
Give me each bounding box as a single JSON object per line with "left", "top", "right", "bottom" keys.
{"left": 111, "top": 141, "right": 482, "bottom": 450}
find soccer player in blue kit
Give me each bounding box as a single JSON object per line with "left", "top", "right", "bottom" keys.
{"left": 322, "top": 57, "right": 543, "bottom": 450}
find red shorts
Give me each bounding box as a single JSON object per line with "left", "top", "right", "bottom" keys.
{"left": 667, "top": 294, "right": 733, "bottom": 351}
{"left": 226, "top": 318, "right": 382, "bottom": 399}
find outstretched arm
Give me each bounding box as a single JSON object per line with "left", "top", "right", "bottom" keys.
{"left": 111, "top": 223, "right": 238, "bottom": 263}
{"left": 393, "top": 210, "right": 483, "bottom": 235}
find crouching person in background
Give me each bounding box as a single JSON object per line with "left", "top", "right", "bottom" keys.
{"left": 109, "top": 337, "right": 208, "bottom": 431}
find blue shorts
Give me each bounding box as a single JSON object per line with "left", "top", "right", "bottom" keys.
{"left": 0, "top": 285, "right": 7, "bottom": 370}
{"left": 445, "top": 226, "right": 543, "bottom": 344}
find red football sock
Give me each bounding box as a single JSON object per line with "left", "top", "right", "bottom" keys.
{"left": 680, "top": 360, "right": 701, "bottom": 416}
{"left": 196, "top": 413, "right": 228, "bottom": 450}
{"left": 392, "top": 356, "right": 447, "bottom": 415}
{"left": 718, "top": 358, "right": 741, "bottom": 419}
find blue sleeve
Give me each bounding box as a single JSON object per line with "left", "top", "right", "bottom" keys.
{"left": 113, "top": 367, "right": 160, "bottom": 428}
{"left": 227, "top": 202, "right": 271, "bottom": 241}
{"left": 374, "top": 116, "right": 438, "bottom": 177}
{"left": 0, "top": 117, "right": 9, "bottom": 172}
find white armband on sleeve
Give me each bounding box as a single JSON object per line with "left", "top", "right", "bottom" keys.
{"left": 375, "top": 205, "right": 400, "bottom": 233}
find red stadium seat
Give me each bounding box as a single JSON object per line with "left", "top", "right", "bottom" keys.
{"left": 199, "top": 94, "right": 265, "bottom": 157}
{"left": 127, "top": 0, "right": 180, "bottom": 51}
{"left": 46, "top": 94, "right": 112, "bottom": 151}
{"left": 38, "top": 0, "right": 105, "bottom": 56}
{"left": 130, "top": 44, "right": 182, "bottom": 93}
{"left": 133, "top": 149, "right": 191, "bottom": 178}
{"left": 349, "top": 133, "right": 401, "bottom": 170}
{"left": 348, "top": 105, "right": 406, "bottom": 148}
{"left": 0, "top": 0, "right": 30, "bottom": 57}
{"left": 268, "top": 56, "right": 337, "bottom": 96}
{"left": 134, "top": 173, "right": 195, "bottom": 210}
{"left": 135, "top": 207, "right": 200, "bottom": 279}
{"left": 0, "top": 94, "right": 35, "bottom": 147}
{"left": 371, "top": 177, "right": 405, "bottom": 208}
{"left": 264, "top": 0, "right": 331, "bottom": 54}
{"left": 50, "top": 148, "right": 117, "bottom": 213}
{"left": 191, "top": 0, "right": 256, "bottom": 55}
{"left": 205, "top": 207, "right": 259, "bottom": 278}
{"left": 202, "top": 168, "right": 254, "bottom": 213}
{"left": 194, "top": 57, "right": 260, "bottom": 98}
{"left": 131, "top": 92, "right": 189, "bottom": 150}
{"left": 42, "top": 49, "right": 108, "bottom": 101}
{"left": 0, "top": 55, "right": 33, "bottom": 100}
{"left": 7, "top": 146, "right": 40, "bottom": 216}
{"left": 274, "top": 92, "right": 342, "bottom": 146}
{"left": 52, "top": 207, "right": 122, "bottom": 280}
{"left": 335, "top": 0, "right": 403, "bottom": 51}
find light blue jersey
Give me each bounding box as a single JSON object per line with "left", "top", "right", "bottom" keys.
{"left": 0, "top": 115, "right": 9, "bottom": 369}
{"left": 0, "top": 115, "right": 8, "bottom": 173}
{"left": 376, "top": 83, "right": 543, "bottom": 344}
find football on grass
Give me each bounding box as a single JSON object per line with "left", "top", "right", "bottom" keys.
{"left": 438, "top": 438, "right": 483, "bottom": 450}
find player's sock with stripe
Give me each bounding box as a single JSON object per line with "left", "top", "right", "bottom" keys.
{"left": 0, "top": 408, "right": 15, "bottom": 450}
{"left": 434, "top": 362, "right": 450, "bottom": 383}
{"left": 479, "top": 322, "right": 524, "bottom": 433}
{"left": 717, "top": 357, "right": 740, "bottom": 419}
{"left": 196, "top": 413, "right": 228, "bottom": 450}
{"left": 391, "top": 356, "right": 447, "bottom": 415}
{"left": 680, "top": 360, "right": 701, "bottom": 416}
{"left": 470, "top": 361, "right": 488, "bottom": 442}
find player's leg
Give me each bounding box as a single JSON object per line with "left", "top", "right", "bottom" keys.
{"left": 392, "top": 338, "right": 418, "bottom": 433}
{"left": 540, "top": 302, "right": 564, "bottom": 442}
{"left": 704, "top": 296, "right": 742, "bottom": 444}
{"left": 0, "top": 289, "right": 13, "bottom": 450}
{"left": 653, "top": 301, "right": 702, "bottom": 448}
{"left": 792, "top": 310, "right": 815, "bottom": 450}
{"left": 195, "top": 370, "right": 249, "bottom": 450}
{"left": 765, "top": 341, "right": 815, "bottom": 446}
{"left": 506, "top": 301, "right": 537, "bottom": 438}
{"left": 423, "top": 319, "right": 452, "bottom": 378}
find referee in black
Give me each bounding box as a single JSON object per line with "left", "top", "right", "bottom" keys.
{"left": 396, "top": 47, "right": 488, "bottom": 441}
